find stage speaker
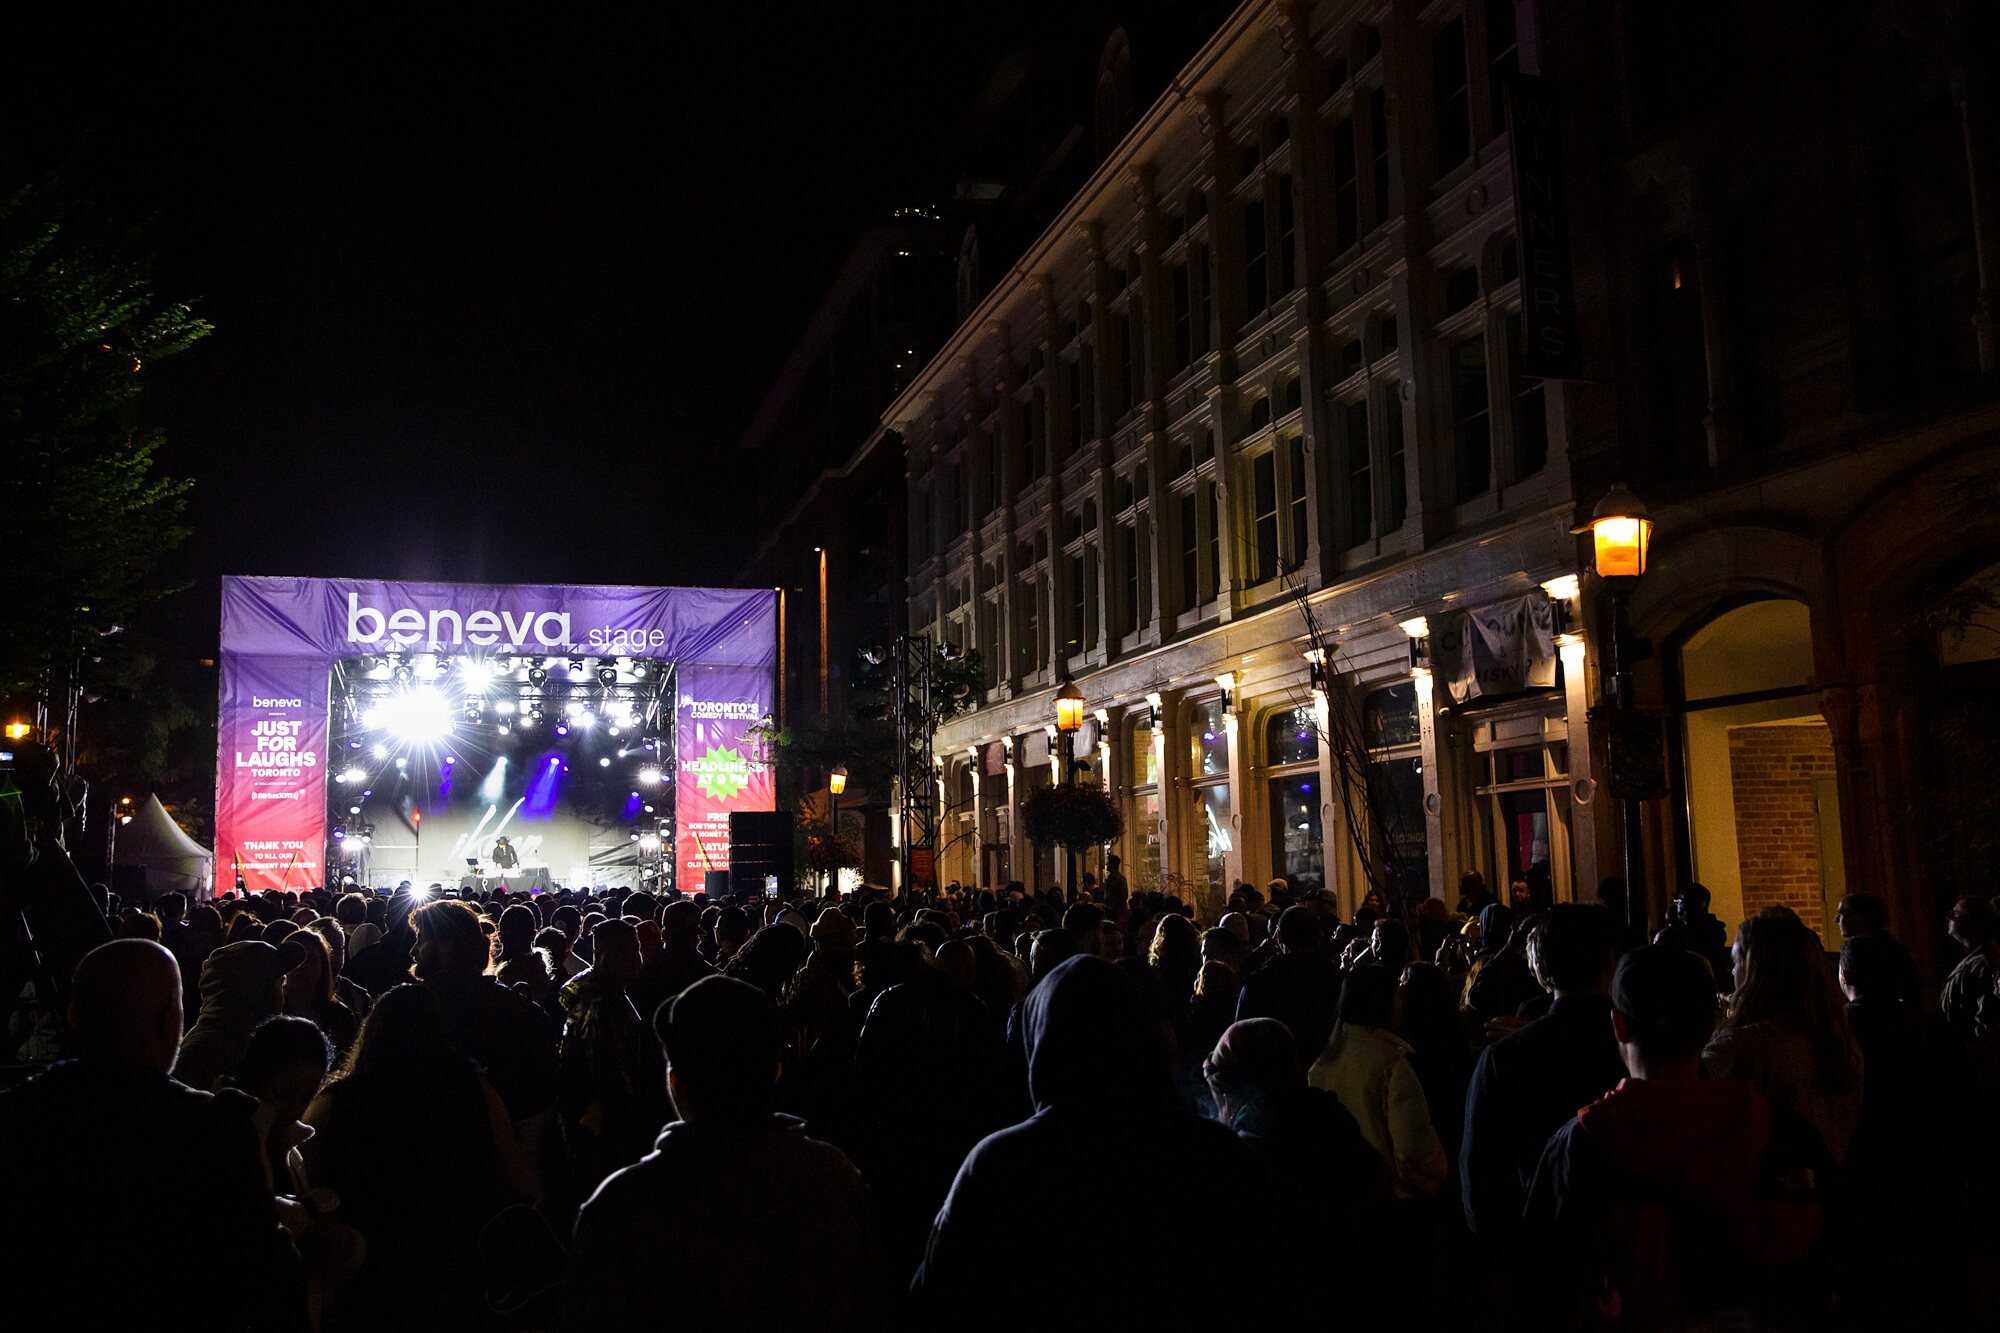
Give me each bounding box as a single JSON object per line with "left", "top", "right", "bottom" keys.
{"left": 728, "top": 810, "right": 794, "bottom": 896}
{"left": 702, "top": 870, "right": 732, "bottom": 898}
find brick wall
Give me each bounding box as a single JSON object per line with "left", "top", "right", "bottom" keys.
{"left": 1728, "top": 724, "right": 1836, "bottom": 920}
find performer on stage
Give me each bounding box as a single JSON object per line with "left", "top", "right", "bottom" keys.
{"left": 491, "top": 836, "right": 520, "bottom": 870}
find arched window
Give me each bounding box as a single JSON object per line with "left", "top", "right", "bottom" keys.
{"left": 1248, "top": 396, "right": 1272, "bottom": 431}
{"left": 1267, "top": 704, "right": 1319, "bottom": 765}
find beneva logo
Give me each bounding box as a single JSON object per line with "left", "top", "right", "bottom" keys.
{"left": 348, "top": 592, "right": 570, "bottom": 649}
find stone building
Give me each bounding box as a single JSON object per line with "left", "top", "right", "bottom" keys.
{"left": 880, "top": 0, "right": 1998, "bottom": 972}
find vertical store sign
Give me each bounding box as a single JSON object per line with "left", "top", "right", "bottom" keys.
{"left": 1505, "top": 75, "right": 1584, "bottom": 379}
{"left": 675, "top": 664, "right": 775, "bottom": 889}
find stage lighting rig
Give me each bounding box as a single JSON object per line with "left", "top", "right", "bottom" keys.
{"left": 528, "top": 664, "right": 549, "bottom": 687}
{"left": 596, "top": 665, "right": 618, "bottom": 687}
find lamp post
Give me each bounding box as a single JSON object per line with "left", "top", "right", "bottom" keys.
{"left": 826, "top": 764, "right": 848, "bottom": 898}
{"left": 1578, "top": 483, "right": 1655, "bottom": 940}
{"left": 1054, "top": 675, "right": 1085, "bottom": 900}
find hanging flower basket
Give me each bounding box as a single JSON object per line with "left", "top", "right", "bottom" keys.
{"left": 1021, "top": 781, "right": 1124, "bottom": 853}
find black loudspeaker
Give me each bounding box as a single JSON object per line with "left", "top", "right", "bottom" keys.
{"left": 728, "top": 810, "right": 794, "bottom": 896}
{"left": 702, "top": 870, "right": 732, "bottom": 898}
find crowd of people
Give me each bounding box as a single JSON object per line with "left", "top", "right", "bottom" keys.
{"left": 3, "top": 867, "right": 1999, "bottom": 1331}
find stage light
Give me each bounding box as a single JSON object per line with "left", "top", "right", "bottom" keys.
{"left": 349, "top": 739, "right": 362, "bottom": 749}
{"left": 379, "top": 685, "right": 454, "bottom": 742}
{"left": 639, "top": 766, "right": 661, "bottom": 785}
{"left": 444, "top": 756, "right": 455, "bottom": 766}
{"left": 555, "top": 721, "right": 570, "bottom": 736}
{"left": 630, "top": 663, "right": 647, "bottom": 678}
{"left": 528, "top": 666, "right": 549, "bottom": 687}
{"left": 599, "top": 757, "right": 611, "bottom": 767}
{"left": 373, "top": 743, "right": 389, "bottom": 758}
{"left": 529, "top": 703, "right": 545, "bottom": 721}
{"left": 363, "top": 705, "right": 383, "bottom": 729}
{"left": 4, "top": 723, "right": 29, "bottom": 740}
{"left": 349, "top": 805, "right": 361, "bottom": 815}
{"left": 340, "top": 767, "right": 365, "bottom": 784}
{"left": 596, "top": 665, "right": 617, "bottom": 687}
{"left": 608, "top": 726, "right": 621, "bottom": 736}
{"left": 498, "top": 721, "right": 511, "bottom": 734}
{"left": 495, "top": 699, "right": 515, "bottom": 715}
{"left": 564, "top": 700, "right": 583, "bottom": 717}
{"left": 332, "top": 829, "right": 344, "bottom": 839}
{"left": 643, "top": 804, "right": 655, "bottom": 814}
{"left": 392, "top": 660, "right": 413, "bottom": 685}
{"left": 640, "top": 834, "right": 660, "bottom": 850}
{"left": 395, "top": 757, "right": 407, "bottom": 768}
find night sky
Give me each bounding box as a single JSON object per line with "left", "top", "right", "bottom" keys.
{"left": 3, "top": 8, "right": 1074, "bottom": 649}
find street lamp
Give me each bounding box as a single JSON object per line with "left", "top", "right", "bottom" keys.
{"left": 825, "top": 764, "right": 849, "bottom": 898}
{"left": 1053, "top": 676, "right": 1085, "bottom": 900}
{"left": 1577, "top": 482, "right": 1655, "bottom": 939}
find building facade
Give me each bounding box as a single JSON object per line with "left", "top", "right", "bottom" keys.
{"left": 883, "top": 0, "right": 1999, "bottom": 969}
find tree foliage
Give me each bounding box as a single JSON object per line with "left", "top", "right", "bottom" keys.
{"left": 0, "top": 178, "right": 208, "bottom": 695}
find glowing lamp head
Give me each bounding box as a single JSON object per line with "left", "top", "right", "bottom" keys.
{"left": 829, "top": 765, "right": 848, "bottom": 796}
{"left": 1579, "top": 482, "right": 1653, "bottom": 580}
{"left": 1053, "top": 677, "right": 1086, "bottom": 733}
{"left": 5, "top": 722, "right": 30, "bottom": 740}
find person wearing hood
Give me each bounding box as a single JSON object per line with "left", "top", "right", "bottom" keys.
{"left": 1463, "top": 903, "right": 1545, "bottom": 1038}
{"left": 1207, "top": 1018, "right": 1388, "bottom": 1261}
{"left": 1233, "top": 905, "right": 1343, "bottom": 1059}
{"left": 175, "top": 937, "right": 308, "bottom": 1093}
{"left": 564, "top": 976, "right": 876, "bottom": 1331}
{"left": 912, "top": 956, "right": 1280, "bottom": 1329}
{"left": 1522, "top": 946, "right": 1829, "bottom": 1330}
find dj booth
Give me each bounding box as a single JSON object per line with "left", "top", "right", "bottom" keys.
{"left": 459, "top": 867, "right": 555, "bottom": 893}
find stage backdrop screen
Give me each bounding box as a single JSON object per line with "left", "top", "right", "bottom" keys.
{"left": 217, "top": 576, "right": 775, "bottom": 894}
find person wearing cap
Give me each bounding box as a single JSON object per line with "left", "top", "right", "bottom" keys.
{"left": 1522, "top": 946, "right": 1829, "bottom": 1329}
{"left": 175, "top": 937, "right": 309, "bottom": 1093}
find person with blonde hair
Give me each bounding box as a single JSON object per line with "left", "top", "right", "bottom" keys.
{"left": 1704, "top": 907, "right": 1863, "bottom": 1162}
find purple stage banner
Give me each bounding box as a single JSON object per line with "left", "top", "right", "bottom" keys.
{"left": 217, "top": 576, "right": 775, "bottom": 895}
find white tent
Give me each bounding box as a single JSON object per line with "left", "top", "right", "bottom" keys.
{"left": 114, "top": 794, "right": 214, "bottom": 899}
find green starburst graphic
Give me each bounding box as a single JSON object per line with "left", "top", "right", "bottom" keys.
{"left": 690, "top": 744, "right": 752, "bottom": 802}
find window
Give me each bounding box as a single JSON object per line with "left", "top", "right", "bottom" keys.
{"left": 1384, "top": 383, "right": 1407, "bottom": 532}
{"left": 1485, "top": 0, "right": 1520, "bottom": 141}
{"left": 1278, "top": 174, "right": 1297, "bottom": 292}
{"left": 1452, "top": 335, "right": 1492, "bottom": 501}
{"left": 1648, "top": 240, "right": 1709, "bottom": 479}
{"left": 1195, "top": 244, "right": 1213, "bottom": 348}
{"left": 1506, "top": 312, "right": 1548, "bottom": 479}
{"left": 1346, "top": 398, "right": 1372, "bottom": 543}
{"left": 1283, "top": 375, "right": 1302, "bottom": 415}
{"left": 1363, "top": 682, "right": 1428, "bottom": 900}
{"left": 1172, "top": 263, "right": 1192, "bottom": 370}
{"left": 1332, "top": 117, "right": 1359, "bottom": 252}
{"left": 1180, "top": 491, "right": 1201, "bottom": 612}
{"left": 1369, "top": 88, "right": 1392, "bottom": 226}
{"left": 915, "top": 484, "right": 932, "bottom": 560}
{"left": 1192, "top": 697, "right": 1231, "bottom": 775}
{"left": 1288, "top": 435, "right": 1308, "bottom": 566}
{"left": 1329, "top": 55, "right": 1350, "bottom": 91}
{"left": 1445, "top": 264, "right": 1481, "bottom": 314}
{"left": 1380, "top": 313, "right": 1399, "bottom": 352}
{"left": 1433, "top": 18, "right": 1471, "bottom": 176}
{"left": 1248, "top": 396, "right": 1271, "bottom": 432}
{"left": 1363, "top": 24, "right": 1382, "bottom": 60}
{"left": 1067, "top": 358, "right": 1084, "bottom": 456}
{"left": 1176, "top": 436, "right": 1194, "bottom": 477}
{"left": 1267, "top": 705, "right": 1320, "bottom": 765}
{"left": 1204, "top": 481, "right": 1221, "bottom": 601}
{"left": 1020, "top": 399, "right": 1039, "bottom": 486}
{"left": 1122, "top": 517, "right": 1151, "bottom": 631}
{"left": 1197, "top": 426, "right": 1215, "bottom": 464}
{"left": 1066, "top": 553, "right": 1087, "bottom": 657}
{"left": 1118, "top": 307, "right": 1136, "bottom": 415}
{"left": 987, "top": 431, "right": 1002, "bottom": 515}
{"left": 1243, "top": 197, "right": 1268, "bottom": 316}
{"left": 1340, "top": 337, "right": 1364, "bottom": 380}
{"left": 1251, "top": 450, "right": 1279, "bottom": 583}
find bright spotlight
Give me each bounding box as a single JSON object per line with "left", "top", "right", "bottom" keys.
{"left": 608, "top": 726, "right": 621, "bottom": 736}
{"left": 372, "top": 743, "right": 389, "bottom": 758}
{"left": 349, "top": 805, "right": 361, "bottom": 815}
{"left": 554, "top": 721, "right": 570, "bottom": 736}
{"left": 564, "top": 700, "right": 583, "bottom": 717}
{"left": 395, "top": 757, "right": 407, "bottom": 769}
{"left": 377, "top": 686, "right": 454, "bottom": 742}
{"left": 494, "top": 699, "right": 515, "bottom": 715}
{"left": 579, "top": 712, "right": 595, "bottom": 727}
{"left": 598, "top": 757, "right": 611, "bottom": 767}
{"left": 341, "top": 767, "right": 366, "bottom": 784}
{"left": 638, "top": 767, "right": 661, "bottom": 785}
